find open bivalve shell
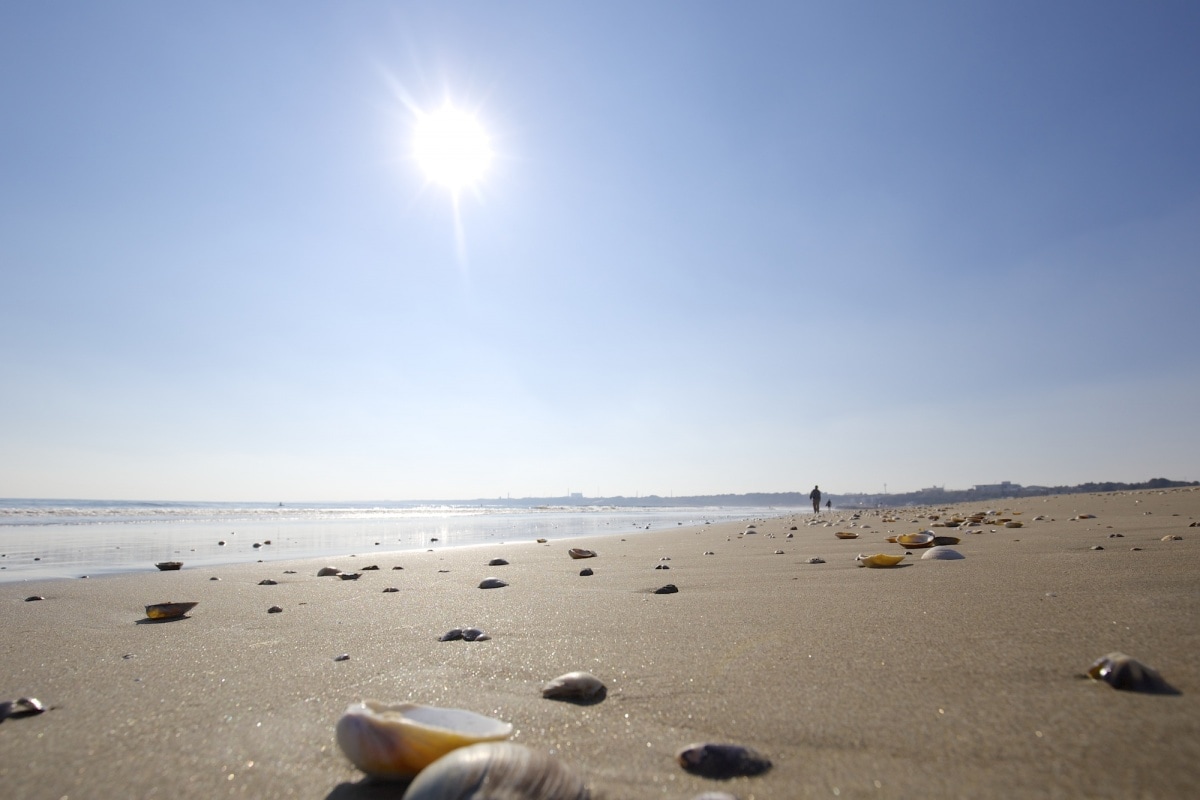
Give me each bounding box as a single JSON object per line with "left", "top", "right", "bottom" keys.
{"left": 336, "top": 701, "right": 513, "bottom": 780}
{"left": 856, "top": 553, "right": 905, "bottom": 568}
{"left": 897, "top": 532, "right": 935, "bottom": 549}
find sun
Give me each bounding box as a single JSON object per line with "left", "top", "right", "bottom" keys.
{"left": 413, "top": 106, "right": 492, "bottom": 191}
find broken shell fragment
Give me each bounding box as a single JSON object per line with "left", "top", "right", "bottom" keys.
{"left": 144, "top": 601, "right": 198, "bottom": 620}
{"left": 567, "top": 548, "right": 597, "bottom": 559}
{"left": 677, "top": 743, "right": 772, "bottom": 778}
{"left": 336, "top": 701, "right": 514, "bottom": 780}
{"left": 806, "top": 557, "right": 825, "bottom": 564}
{"left": 478, "top": 577, "right": 508, "bottom": 589}
{"left": 542, "top": 671, "right": 606, "bottom": 703}
{"left": 401, "top": 742, "right": 590, "bottom": 800}
{"left": 1087, "top": 652, "right": 1179, "bottom": 694}
{"left": 856, "top": 553, "right": 905, "bottom": 568}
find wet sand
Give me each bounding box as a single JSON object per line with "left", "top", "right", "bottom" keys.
{"left": 2, "top": 488, "right": 1198, "bottom": 798}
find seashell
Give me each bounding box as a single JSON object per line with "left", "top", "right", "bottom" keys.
{"left": 921, "top": 546, "right": 964, "bottom": 560}
{"left": 536, "top": 538, "right": 548, "bottom": 543}
{"left": 478, "top": 577, "right": 508, "bottom": 589}
{"left": 897, "top": 532, "right": 935, "bottom": 549}
{"left": 144, "top": 601, "right": 198, "bottom": 620}
{"left": 488, "top": 558, "right": 509, "bottom": 566}
{"left": 579, "top": 567, "right": 594, "bottom": 576}
{"left": 401, "top": 742, "right": 589, "bottom": 800}
{"left": 834, "top": 531, "right": 859, "bottom": 539}
{"left": 653, "top": 584, "right": 679, "bottom": 594}
{"left": 1087, "top": 652, "right": 1178, "bottom": 694}
{"left": 317, "top": 567, "right": 341, "bottom": 577}
{"left": 258, "top": 579, "right": 278, "bottom": 585}
{"left": 567, "top": 548, "right": 597, "bottom": 559}
{"left": 25, "top": 595, "right": 45, "bottom": 602}
{"left": 0, "top": 697, "right": 45, "bottom": 722}
{"left": 885, "top": 535, "right": 899, "bottom": 543}
{"left": 703, "top": 550, "right": 715, "bottom": 555}
{"left": 1004, "top": 521, "right": 1023, "bottom": 528}
{"left": 383, "top": 587, "right": 399, "bottom": 593}
{"left": 339, "top": 573, "right": 363, "bottom": 581}
{"left": 335, "top": 653, "right": 350, "bottom": 661}
{"left": 439, "top": 629, "right": 464, "bottom": 642}
{"left": 267, "top": 605, "right": 283, "bottom": 614}
{"left": 336, "top": 701, "right": 514, "bottom": 780}
{"left": 1162, "top": 535, "right": 1182, "bottom": 541}
{"left": 774, "top": 549, "right": 785, "bottom": 555}
{"left": 856, "top": 553, "right": 905, "bottom": 568}
{"left": 677, "top": 742, "right": 772, "bottom": 778}
{"left": 362, "top": 565, "right": 380, "bottom": 570}
{"left": 806, "top": 557, "right": 825, "bottom": 564}
{"left": 155, "top": 561, "right": 183, "bottom": 571}
{"left": 542, "top": 671, "right": 606, "bottom": 703}
{"left": 931, "top": 535, "right": 960, "bottom": 546}
{"left": 461, "top": 628, "right": 488, "bottom": 641}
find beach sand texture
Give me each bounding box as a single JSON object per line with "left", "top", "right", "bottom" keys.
{"left": 2, "top": 489, "right": 1198, "bottom": 799}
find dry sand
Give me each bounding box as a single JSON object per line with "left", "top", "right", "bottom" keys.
{"left": 2, "top": 488, "right": 1198, "bottom": 799}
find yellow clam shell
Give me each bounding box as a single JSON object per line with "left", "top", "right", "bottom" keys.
{"left": 336, "top": 701, "right": 513, "bottom": 780}
{"left": 856, "top": 553, "right": 906, "bottom": 568}
{"left": 897, "top": 532, "right": 936, "bottom": 549}
{"left": 834, "top": 531, "right": 859, "bottom": 539}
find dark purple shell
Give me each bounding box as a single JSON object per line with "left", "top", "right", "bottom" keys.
{"left": 677, "top": 743, "right": 772, "bottom": 778}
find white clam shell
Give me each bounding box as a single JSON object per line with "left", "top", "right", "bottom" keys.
{"left": 541, "top": 671, "right": 606, "bottom": 702}
{"left": 401, "top": 742, "right": 590, "bottom": 800}
{"left": 921, "top": 546, "right": 965, "bottom": 560}
{"left": 336, "top": 701, "right": 513, "bottom": 780}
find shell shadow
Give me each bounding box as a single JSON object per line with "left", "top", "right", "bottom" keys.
{"left": 135, "top": 616, "right": 191, "bottom": 625}
{"left": 545, "top": 686, "right": 607, "bottom": 706}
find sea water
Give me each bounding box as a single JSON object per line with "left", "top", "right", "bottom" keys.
{"left": 0, "top": 499, "right": 786, "bottom": 583}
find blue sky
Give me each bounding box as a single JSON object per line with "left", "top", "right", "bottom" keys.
{"left": 2, "top": 2, "right": 1197, "bottom": 501}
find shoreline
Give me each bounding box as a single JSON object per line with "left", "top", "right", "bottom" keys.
{"left": 2, "top": 488, "right": 1198, "bottom": 798}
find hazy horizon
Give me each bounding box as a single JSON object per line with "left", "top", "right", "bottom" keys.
{"left": 2, "top": 3, "right": 1197, "bottom": 502}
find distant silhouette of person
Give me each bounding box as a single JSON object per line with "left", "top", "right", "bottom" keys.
{"left": 825, "top": 499, "right": 831, "bottom": 511}
{"left": 809, "top": 485, "right": 822, "bottom": 513}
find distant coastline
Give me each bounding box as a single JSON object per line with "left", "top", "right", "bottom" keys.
{"left": 471, "top": 477, "right": 1199, "bottom": 510}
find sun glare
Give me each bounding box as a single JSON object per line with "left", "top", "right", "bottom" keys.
{"left": 413, "top": 106, "right": 492, "bottom": 191}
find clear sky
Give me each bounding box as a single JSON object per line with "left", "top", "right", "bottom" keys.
{"left": 2, "top": 2, "right": 1198, "bottom": 502}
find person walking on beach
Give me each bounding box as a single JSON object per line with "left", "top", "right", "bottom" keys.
{"left": 810, "top": 485, "right": 822, "bottom": 513}
{"left": 826, "top": 499, "right": 832, "bottom": 511}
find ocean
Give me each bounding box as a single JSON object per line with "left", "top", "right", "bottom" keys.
{"left": 0, "top": 499, "right": 788, "bottom": 584}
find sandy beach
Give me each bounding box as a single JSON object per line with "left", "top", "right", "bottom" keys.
{"left": 2, "top": 488, "right": 1198, "bottom": 799}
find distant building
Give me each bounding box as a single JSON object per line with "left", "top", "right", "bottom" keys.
{"left": 569, "top": 492, "right": 583, "bottom": 499}
{"left": 969, "top": 481, "right": 1022, "bottom": 498}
